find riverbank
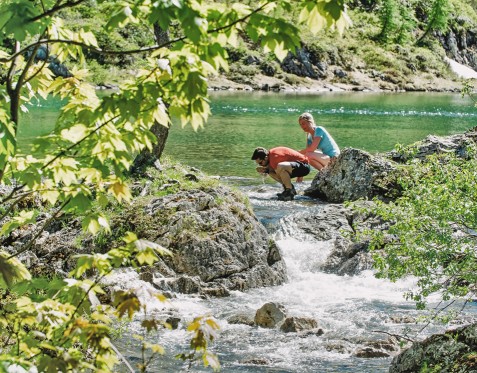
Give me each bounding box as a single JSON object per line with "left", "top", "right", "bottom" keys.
{"left": 208, "top": 68, "right": 467, "bottom": 93}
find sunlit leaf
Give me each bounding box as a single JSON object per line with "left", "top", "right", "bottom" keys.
{"left": 0, "top": 252, "right": 32, "bottom": 289}
{"left": 113, "top": 290, "right": 141, "bottom": 319}
{"left": 1, "top": 210, "right": 38, "bottom": 237}
{"left": 109, "top": 182, "right": 132, "bottom": 203}
{"left": 144, "top": 342, "right": 165, "bottom": 354}
{"left": 60, "top": 124, "right": 89, "bottom": 144}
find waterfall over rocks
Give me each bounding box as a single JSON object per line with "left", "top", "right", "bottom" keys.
{"left": 275, "top": 204, "right": 377, "bottom": 276}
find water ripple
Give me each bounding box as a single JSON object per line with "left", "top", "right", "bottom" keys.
{"left": 214, "top": 105, "right": 477, "bottom": 118}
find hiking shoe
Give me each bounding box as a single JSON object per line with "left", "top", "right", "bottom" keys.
{"left": 276, "top": 184, "right": 287, "bottom": 197}
{"left": 277, "top": 184, "right": 296, "bottom": 198}
{"left": 277, "top": 188, "right": 295, "bottom": 201}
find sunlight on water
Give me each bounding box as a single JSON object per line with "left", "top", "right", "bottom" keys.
{"left": 163, "top": 91, "right": 477, "bottom": 177}
{"left": 219, "top": 104, "right": 477, "bottom": 118}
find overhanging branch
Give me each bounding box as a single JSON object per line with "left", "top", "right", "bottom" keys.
{"left": 0, "top": 1, "right": 275, "bottom": 64}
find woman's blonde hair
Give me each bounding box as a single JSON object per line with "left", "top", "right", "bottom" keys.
{"left": 298, "top": 112, "right": 314, "bottom": 123}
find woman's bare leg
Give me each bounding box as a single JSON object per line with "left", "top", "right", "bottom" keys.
{"left": 306, "top": 151, "right": 330, "bottom": 170}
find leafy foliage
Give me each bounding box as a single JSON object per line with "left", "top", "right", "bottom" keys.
{"left": 376, "top": 0, "right": 452, "bottom": 45}
{"left": 417, "top": 0, "right": 452, "bottom": 44}
{"left": 0, "top": 0, "right": 347, "bottom": 371}
{"left": 357, "top": 147, "right": 477, "bottom": 310}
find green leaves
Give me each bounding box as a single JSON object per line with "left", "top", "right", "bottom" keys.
{"left": 113, "top": 290, "right": 141, "bottom": 319}
{"left": 1, "top": 210, "right": 38, "bottom": 237}
{"left": 71, "top": 231, "right": 171, "bottom": 278}
{"left": 0, "top": 252, "right": 31, "bottom": 288}
{"left": 299, "top": 0, "right": 349, "bottom": 35}
{"left": 359, "top": 149, "right": 477, "bottom": 310}
{"left": 177, "top": 316, "right": 221, "bottom": 371}
{"left": 0, "top": 0, "right": 47, "bottom": 43}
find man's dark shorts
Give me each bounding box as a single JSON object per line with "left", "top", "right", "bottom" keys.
{"left": 290, "top": 161, "right": 310, "bottom": 178}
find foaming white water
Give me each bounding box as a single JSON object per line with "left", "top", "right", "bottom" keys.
{"left": 114, "top": 187, "right": 476, "bottom": 372}
{"left": 102, "top": 268, "right": 211, "bottom": 318}
{"left": 276, "top": 237, "right": 415, "bottom": 303}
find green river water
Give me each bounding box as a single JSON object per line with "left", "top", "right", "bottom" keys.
{"left": 19, "top": 91, "right": 477, "bottom": 178}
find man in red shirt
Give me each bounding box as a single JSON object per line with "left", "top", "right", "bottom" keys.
{"left": 251, "top": 146, "right": 310, "bottom": 201}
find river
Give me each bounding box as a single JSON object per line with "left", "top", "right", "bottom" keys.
{"left": 164, "top": 91, "right": 476, "bottom": 178}
{"left": 20, "top": 91, "right": 477, "bottom": 372}
{"left": 113, "top": 181, "right": 477, "bottom": 372}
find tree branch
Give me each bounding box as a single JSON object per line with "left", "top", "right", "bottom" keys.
{"left": 208, "top": 1, "right": 272, "bottom": 34}
{"left": 372, "top": 330, "right": 414, "bottom": 343}
{"left": 40, "top": 114, "right": 121, "bottom": 171}
{"left": 5, "top": 197, "right": 70, "bottom": 260}
{"left": 29, "top": 0, "right": 87, "bottom": 23}
{"left": 0, "top": 191, "right": 35, "bottom": 223}
{"left": 0, "top": 1, "right": 275, "bottom": 64}
{"left": 417, "top": 299, "right": 456, "bottom": 336}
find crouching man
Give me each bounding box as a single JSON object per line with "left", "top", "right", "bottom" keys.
{"left": 251, "top": 146, "right": 310, "bottom": 201}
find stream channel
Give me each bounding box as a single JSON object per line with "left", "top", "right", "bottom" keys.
{"left": 114, "top": 179, "right": 477, "bottom": 373}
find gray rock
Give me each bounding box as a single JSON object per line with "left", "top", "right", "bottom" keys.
{"left": 227, "top": 312, "right": 255, "bottom": 326}
{"left": 281, "top": 48, "right": 327, "bottom": 79}
{"left": 142, "top": 188, "right": 287, "bottom": 294}
{"left": 390, "top": 323, "right": 477, "bottom": 373}
{"left": 280, "top": 316, "right": 319, "bottom": 333}
{"left": 202, "top": 285, "right": 230, "bottom": 297}
{"left": 334, "top": 68, "right": 347, "bottom": 78}
{"left": 297, "top": 328, "right": 325, "bottom": 337}
{"left": 305, "top": 148, "right": 398, "bottom": 203}
{"left": 388, "top": 130, "right": 477, "bottom": 163}
{"left": 166, "top": 316, "right": 181, "bottom": 330}
{"left": 240, "top": 357, "right": 271, "bottom": 365}
{"left": 353, "top": 339, "right": 401, "bottom": 358}
{"left": 154, "top": 275, "right": 203, "bottom": 294}
{"left": 321, "top": 238, "right": 374, "bottom": 276}
{"left": 255, "top": 302, "right": 287, "bottom": 328}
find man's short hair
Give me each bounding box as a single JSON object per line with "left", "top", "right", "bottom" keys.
{"left": 251, "top": 147, "right": 268, "bottom": 160}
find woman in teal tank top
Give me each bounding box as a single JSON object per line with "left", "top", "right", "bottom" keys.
{"left": 297, "top": 112, "right": 340, "bottom": 172}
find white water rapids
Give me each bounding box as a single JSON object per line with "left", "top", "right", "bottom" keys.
{"left": 113, "top": 181, "right": 477, "bottom": 372}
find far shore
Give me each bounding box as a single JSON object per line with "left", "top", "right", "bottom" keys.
{"left": 207, "top": 70, "right": 469, "bottom": 94}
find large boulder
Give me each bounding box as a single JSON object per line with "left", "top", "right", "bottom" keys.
{"left": 389, "top": 323, "right": 477, "bottom": 373}
{"left": 141, "top": 187, "right": 287, "bottom": 293}
{"left": 3, "top": 185, "right": 287, "bottom": 296}
{"left": 255, "top": 302, "right": 287, "bottom": 328}
{"left": 305, "top": 148, "right": 398, "bottom": 203}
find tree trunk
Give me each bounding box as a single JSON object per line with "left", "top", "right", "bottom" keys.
{"left": 131, "top": 24, "right": 170, "bottom": 173}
